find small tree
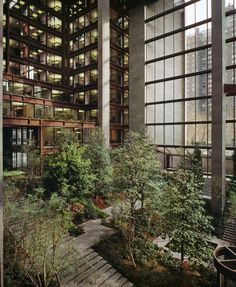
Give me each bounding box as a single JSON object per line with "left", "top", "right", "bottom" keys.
{"left": 43, "top": 143, "right": 95, "bottom": 200}
{"left": 21, "top": 139, "right": 41, "bottom": 179}
{"left": 227, "top": 148, "right": 236, "bottom": 216}
{"left": 4, "top": 189, "right": 78, "bottom": 287}
{"left": 85, "top": 128, "right": 113, "bottom": 197}
{"left": 112, "top": 131, "right": 162, "bottom": 268}
{"left": 112, "top": 202, "right": 137, "bottom": 267}
{"left": 233, "top": 147, "right": 236, "bottom": 179}
{"left": 112, "top": 131, "right": 161, "bottom": 212}
{"left": 160, "top": 170, "right": 214, "bottom": 265}
{"left": 181, "top": 147, "right": 204, "bottom": 190}
{"left": 229, "top": 193, "right": 236, "bottom": 217}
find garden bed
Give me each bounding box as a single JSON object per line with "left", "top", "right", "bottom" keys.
{"left": 93, "top": 233, "right": 217, "bottom": 287}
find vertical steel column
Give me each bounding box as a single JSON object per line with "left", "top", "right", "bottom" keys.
{"left": 211, "top": 0, "right": 226, "bottom": 217}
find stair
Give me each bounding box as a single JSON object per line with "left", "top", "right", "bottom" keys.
{"left": 60, "top": 248, "right": 133, "bottom": 287}
{"left": 222, "top": 216, "right": 236, "bottom": 244}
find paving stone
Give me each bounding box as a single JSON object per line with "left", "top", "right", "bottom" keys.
{"left": 96, "top": 266, "right": 117, "bottom": 283}
{"left": 115, "top": 276, "right": 129, "bottom": 286}
{"left": 122, "top": 281, "right": 134, "bottom": 287}
{"left": 75, "top": 259, "right": 108, "bottom": 285}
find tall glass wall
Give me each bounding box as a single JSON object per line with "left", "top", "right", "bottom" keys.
{"left": 225, "top": 0, "right": 236, "bottom": 175}
{"left": 145, "top": 0, "right": 212, "bottom": 174}
{"left": 145, "top": 0, "right": 236, "bottom": 176}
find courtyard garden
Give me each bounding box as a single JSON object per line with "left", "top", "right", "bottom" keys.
{"left": 4, "top": 129, "right": 235, "bottom": 286}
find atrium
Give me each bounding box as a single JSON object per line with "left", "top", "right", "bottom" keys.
{"left": 1, "top": 0, "right": 236, "bottom": 287}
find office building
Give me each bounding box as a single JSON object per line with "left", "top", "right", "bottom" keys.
{"left": 2, "top": 0, "right": 129, "bottom": 170}
{"left": 2, "top": 0, "right": 236, "bottom": 215}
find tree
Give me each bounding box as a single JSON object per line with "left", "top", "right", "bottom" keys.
{"left": 228, "top": 148, "right": 236, "bottom": 216}
{"left": 112, "top": 200, "right": 160, "bottom": 269}
{"left": 112, "top": 131, "right": 162, "bottom": 268}
{"left": 160, "top": 170, "right": 214, "bottom": 265}
{"left": 20, "top": 139, "right": 41, "bottom": 179}
{"left": 84, "top": 128, "right": 113, "bottom": 197}
{"left": 43, "top": 143, "right": 95, "bottom": 200}
{"left": 229, "top": 193, "right": 236, "bottom": 217}
{"left": 4, "top": 188, "right": 78, "bottom": 287}
{"left": 112, "top": 131, "right": 161, "bottom": 212}
{"left": 233, "top": 147, "right": 236, "bottom": 179}
{"left": 181, "top": 147, "right": 204, "bottom": 190}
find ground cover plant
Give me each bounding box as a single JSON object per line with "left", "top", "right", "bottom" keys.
{"left": 93, "top": 233, "right": 217, "bottom": 287}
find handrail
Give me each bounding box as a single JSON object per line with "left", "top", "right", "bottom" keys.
{"left": 213, "top": 246, "right": 236, "bottom": 283}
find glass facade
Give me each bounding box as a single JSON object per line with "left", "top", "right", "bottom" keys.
{"left": 3, "top": 0, "right": 129, "bottom": 169}
{"left": 225, "top": 0, "right": 236, "bottom": 174}
{"left": 145, "top": 0, "right": 236, "bottom": 176}
{"left": 110, "top": 2, "right": 129, "bottom": 144}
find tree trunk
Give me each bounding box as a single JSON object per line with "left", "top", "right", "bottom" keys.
{"left": 129, "top": 246, "right": 136, "bottom": 268}
{"left": 56, "top": 274, "right": 61, "bottom": 287}
{"left": 141, "top": 193, "right": 144, "bottom": 209}
{"left": 130, "top": 202, "right": 134, "bottom": 216}
{"left": 181, "top": 242, "right": 184, "bottom": 263}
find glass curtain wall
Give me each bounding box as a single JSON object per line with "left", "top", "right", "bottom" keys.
{"left": 225, "top": 0, "right": 236, "bottom": 175}
{"left": 145, "top": 0, "right": 236, "bottom": 176}
{"left": 145, "top": 0, "right": 212, "bottom": 174}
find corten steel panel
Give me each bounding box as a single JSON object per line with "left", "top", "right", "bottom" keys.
{"left": 83, "top": 123, "right": 97, "bottom": 128}
{"left": 3, "top": 94, "right": 82, "bottom": 110}
{"left": 3, "top": 118, "right": 41, "bottom": 126}
{"left": 224, "top": 84, "right": 236, "bottom": 94}
{"left": 42, "top": 147, "right": 59, "bottom": 155}
{"left": 3, "top": 118, "right": 95, "bottom": 129}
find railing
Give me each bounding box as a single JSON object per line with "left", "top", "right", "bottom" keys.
{"left": 214, "top": 246, "right": 236, "bottom": 284}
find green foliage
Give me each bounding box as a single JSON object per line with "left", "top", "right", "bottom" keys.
{"left": 227, "top": 175, "right": 236, "bottom": 216}
{"left": 111, "top": 131, "right": 162, "bottom": 267}
{"left": 44, "top": 144, "right": 95, "bottom": 200}
{"left": 85, "top": 128, "right": 113, "bottom": 197}
{"left": 78, "top": 198, "right": 107, "bottom": 220}
{"left": 68, "top": 225, "right": 84, "bottom": 237}
{"left": 4, "top": 187, "right": 78, "bottom": 287}
{"left": 112, "top": 131, "right": 161, "bottom": 211}
{"left": 94, "top": 233, "right": 217, "bottom": 287}
{"left": 21, "top": 140, "right": 41, "bottom": 178}
{"left": 229, "top": 192, "right": 236, "bottom": 217}
{"left": 181, "top": 147, "right": 204, "bottom": 190}
{"left": 113, "top": 200, "right": 161, "bottom": 268}
{"left": 4, "top": 231, "right": 34, "bottom": 287}
{"left": 233, "top": 147, "right": 236, "bottom": 178}
{"left": 14, "top": 177, "right": 42, "bottom": 196}
{"left": 54, "top": 128, "right": 79, "bottom": 147}
{"left": 160, "top": 170, "right": 214, "bottom": 265}
{"left": 3, "top": 170, "right": 26, "bottom": 177}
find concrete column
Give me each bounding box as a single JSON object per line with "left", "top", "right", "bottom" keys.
{"left": 211, "top": 0, "right": 226, "bottom": 217}
{"left": 0, "top": 0, "right": 3, "bottom": 285}
{"left": 129, "top": 2, "right": 145, "bottom": 132}
{"left": 98, "top": 0, "right": 110, "bottom": 145}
